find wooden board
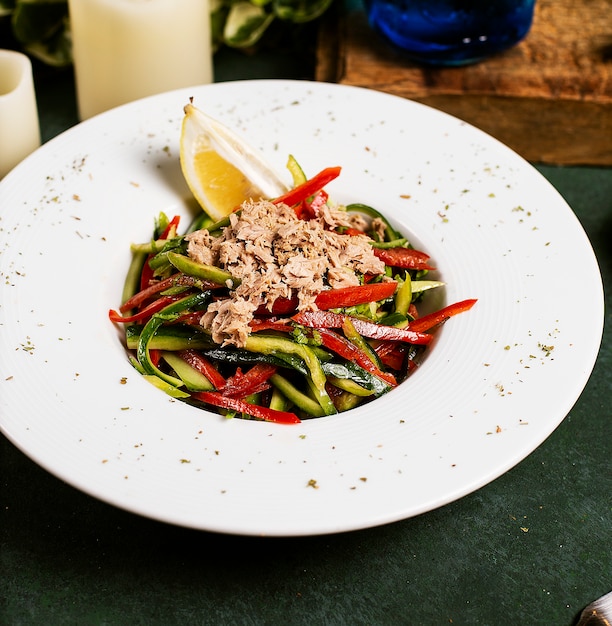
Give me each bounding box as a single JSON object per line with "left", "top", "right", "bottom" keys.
{"left": 316, "top": 0, "right": 612, "bottom": 165}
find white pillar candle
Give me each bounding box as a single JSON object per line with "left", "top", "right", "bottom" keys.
{"left": 0, "top": 50, "right": 41, "bottom": 179}
{"left": 68, "top": 0, "right": 213, "bottom": 120}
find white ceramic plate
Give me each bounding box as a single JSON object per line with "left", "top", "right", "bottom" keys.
{"left": 0, "top": 80, "right": 603, "bottom": 536}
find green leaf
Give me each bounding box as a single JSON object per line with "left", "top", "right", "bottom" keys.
{"left": 10, "top": 0, "right": 71, "bottom": 66}
{"left": 23, "top": 26, "right": 71, "bottom": 66}
{"left": 0, "top": 2, "right": 16, "bottom": 18}
{"left": 273, "top": 0, "right": 334, "bottom": 23}
{"left": 11, "top": 0, "right": 67, "bottom": 44}
{"left": 223, "top": 1, "right": 274, "bottom": 48}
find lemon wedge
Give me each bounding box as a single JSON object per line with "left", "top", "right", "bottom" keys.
{"left": 180, "top": 102, "right": 290, "bottom": 222}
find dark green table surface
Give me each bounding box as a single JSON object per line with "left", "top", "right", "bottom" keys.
{"left": 1, "top": 31, "right": 610, "bottom": 626}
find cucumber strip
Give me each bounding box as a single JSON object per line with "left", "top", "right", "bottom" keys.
{"left": 122, "top": 251, "right": 147, "bottom": 307}
{"left": 244, "top": 334, "right": 336, "bottom": 415}
{"left": 142, "top": 375, "right": 191, "bottom": 399}
{"left": 270, "top": 373, "right": 325, "bottom": 417}
{"left": 411, "top": 280, "right": 445, "bottom": 293}
{"left": 327, "top": 377, "right": 374, "bottom": 397}
{"left": 269, "top": 387, "right": 289, "bottom": 412}
{"left": 126, "top": 325, "right": 215, "bottom": 351}
{"left": 160, "top": 351, "right": 215, "bottom": 391}
{"left": 333, "top": 390, "right": 364, "bottom": 412}
{"left": 322, "top": 361, "right": 390, "bottom": 396}
{"left": 137, "top": 291, "right": 211, "bottom": 387}
{"left": 128, "top": 355, "right": 146, "bottom": 374}
{"left": 379, "top": 311, "right": 409, "bottom": 328}
{"left": 202, "top": 347, "right": 290, "bottom": 369}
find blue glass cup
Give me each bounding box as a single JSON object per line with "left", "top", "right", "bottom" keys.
{"left": 364, "top": 0, "right": 537, "bottom": 66}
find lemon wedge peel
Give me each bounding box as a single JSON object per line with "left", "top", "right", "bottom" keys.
{"left": 180, "top": 102, "right": 290, "bottom": 222}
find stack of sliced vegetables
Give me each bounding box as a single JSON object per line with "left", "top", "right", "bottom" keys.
{"left": 110, "top": 164, "right": 476, "bottom": 424}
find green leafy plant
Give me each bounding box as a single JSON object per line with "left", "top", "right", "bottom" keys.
{"left": 0, "top": 0, "right": 334, "bottom": 67}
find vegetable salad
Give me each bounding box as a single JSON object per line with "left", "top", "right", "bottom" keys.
{"left": 110, "top": 166, "right": 476, "bottom": 424}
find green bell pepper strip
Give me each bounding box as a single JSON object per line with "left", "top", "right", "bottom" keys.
{"left": 137, "top": 291, "right": 212, "bottom": 387}
{"left": 370, "top": 238, "right": 408, "bottom": 249}
{"left": 394, "top": 273, "right": 412, "bottom": 316}
{"left": 341, "top": 317, "right": 382, "bottom": 369}
{"left": 167, "top": 251, "right": 240, "bottom": 288}
{"left": 346, "top": 203, "right": 402, "bottom": 241}
{"left": 286, "top": 154, "right": 307, "bottom": 187}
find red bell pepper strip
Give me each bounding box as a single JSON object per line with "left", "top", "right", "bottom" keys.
{"left": 292, "top": 310, "right": 433, "bottom": 345}
{"left": 109, "top": 295, "right": 181, "bottom": 324}
{"left": 160, "top": 215, "right": 181, "bottom": 240}
{"left": 191, "top": 391, "right": 301, "bottom": 425}
{"left": 139, "top": 254, "right": 156, "bottom": 291}
{"left": 374, "top": 341, "right": 407, "bottom": 371}
{"left": 174, "top": 311, "right": 206, "bottom": 326}
{"left": 297, "top": 189, "right": 329, "bottom": 220}
{"left": 255, "top": 298, "right": 297, "bottom": 315}
{"left": 294, "top": 190, "right": 328, "bottom": 220}
{"left": 177, "top": 349, "right": 226, "bottom": 390}
{"left": 343, "top": 227, "right": 368, "bottom": 237}
{"left": 222, "top": 363, "right": 278, "bottom": 399}
{"left": 256, "top": 281, "right": 398, "bottom": 316}
{"left": 314, "top": 281, "right": 397, "bottom": 310}
{"left": 138, "top": 215, "right": 181, "bottom": 291}
{"left": 121, "top": 273, "right": 216, "bottom": 314}
{"left": 122, "top": 275, "right": 178, "bottom": 312}
{"left": 149, "top": 349, "right": 162, "bottom": 368}
{"left": 272, "top": 166, "right": 341, "bottom": 210}
{"left": 373, "top": 247, "right": 436, "bottom": 271}
{"left": 408, "top": 299, "right": 477, "bottom": 332}
{"left": 249, "top": 319, "right": 295, "bottom": 333}
{"left": 316, "top": 328, "right": 397, "bottom": 387}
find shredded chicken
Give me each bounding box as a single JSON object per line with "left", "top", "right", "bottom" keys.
{"left": 185, "top": 199, "right": 386, "bottom": 347}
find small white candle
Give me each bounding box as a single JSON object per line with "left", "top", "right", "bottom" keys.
{"left": 0, "top": 50, "right": 41, "bottom": 179}
{"left": 69, "top": 0, "right": 214, "bottom": 120}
